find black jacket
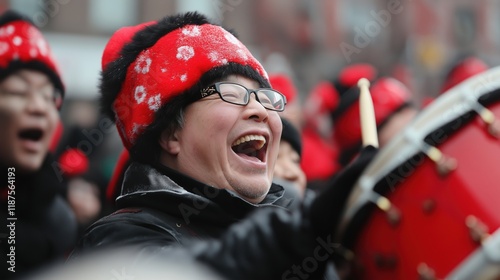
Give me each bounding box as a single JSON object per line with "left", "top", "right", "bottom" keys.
{"left": 0, "top": 155, "right": 78, "bottom": 280}
{"left": 69, "top": 150, "right": 382, "bottom": 280}
{"left": 72, "top": 162, "right": 291, "bottom": 249}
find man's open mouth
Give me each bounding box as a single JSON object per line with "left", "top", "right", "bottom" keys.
{"left": 19, "top": 128, "right": 44, "bottom": 142}
{"left": 231, "top": 134, "right": 267, "bottom": 162}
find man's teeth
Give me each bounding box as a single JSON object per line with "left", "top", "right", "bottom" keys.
{"left": 232, "top": 135, "right": 266, "bottom": 149}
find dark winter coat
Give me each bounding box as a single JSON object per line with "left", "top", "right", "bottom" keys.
{"left": 72, "top": 161, "right": 291, "bottom": 251}
{"left": 0, "top": 155, "right": 78, "bottom": 280}
{"left": 69, "top": 155, "right": 373, "bottom": 279}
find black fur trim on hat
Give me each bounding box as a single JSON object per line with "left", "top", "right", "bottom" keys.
{"left": 280, "top": 117, "right": 302, "bottom": 157}
{"left": 330, "top": 86, "right": 359, "bottom": 120}
{"left": 0, "top": 10, "right": 34, "bottom": 26}
{"left": 332, "top": 79, "right": 352, "bottom": 98}
{"left": 100, "top": 12, "right": 225, "bottom": 121}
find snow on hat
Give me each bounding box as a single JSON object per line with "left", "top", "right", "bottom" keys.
{"left": 0, "top": 10, "right": 64, "bottom": 98}
{"left": 332, "top": 77, "right": 412, "bottom": 152}
{"left": 100, "top": 12, "right": 269, "bottom": 150}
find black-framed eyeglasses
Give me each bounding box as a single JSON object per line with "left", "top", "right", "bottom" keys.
{"left": 197, "top": 82, "right": 287, "bottom": 112}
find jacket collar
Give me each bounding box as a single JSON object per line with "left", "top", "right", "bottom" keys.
{"left": 117, "top": 162, "right": 289, "bottom": 225}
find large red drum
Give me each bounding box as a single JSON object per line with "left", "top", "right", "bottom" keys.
{"left": 337, "top": 67, "right": 500, "bottom": 279}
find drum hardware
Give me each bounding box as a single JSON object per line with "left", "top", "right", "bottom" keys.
{"left": 417, "top": 263, "right": 437, "bottom": 280}
{"left": 373, "top": 253, "right": 397, "bottom": 270}
{"left": 421, "top": 144, "right": 457, "bottom": 177}
{"left": 405, "top": 130, "right": 458, "bottom": 177}
{"left": 466, "top": 215, "right": 490, "bottom": 245}
{"left": 371, "top": 194, "right": 401, "bottom": 226}
{"left": 422, "top": 199, "right": 436, "bottom": 215}
{"left": 488, "top": 120, "right": 500, "bottom": 138}
{"left": 469, "top": 96, "right": 500, "bottom": 138}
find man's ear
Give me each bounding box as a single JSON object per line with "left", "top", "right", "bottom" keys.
{"left": 159, "top": 129, "right": 180, "bottom": 155}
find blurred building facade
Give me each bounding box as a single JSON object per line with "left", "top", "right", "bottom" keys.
{"left": 1, "top": 0, "right": 499, "bottom": 102}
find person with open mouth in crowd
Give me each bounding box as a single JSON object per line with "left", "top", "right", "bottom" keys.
{"left": 0, "top": 10, "right": 77, "bottom": 280}
{"left": 70, "top": 12, "right": 377, "bottom": 279}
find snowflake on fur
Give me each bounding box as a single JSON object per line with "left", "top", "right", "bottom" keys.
{"left": 182, "top": 26, "right": 201, "bottom": 37}
{"left": 236, "top": 49, "right": 248, "bottom": 61}
{"left": 131, "top": 123, "right": 147, "bottom": 139}
{"left": 12, "top": 36, "right": 22, "bottom": 46}
{"left": 27, "top": 26, "right": 48, "bottom": 56}
{"left": 148, "top": 94, "right": 162, "bottom": 111}
{"left": 29, "top": 48, "right": 38, "bottom": 58}
{"left": 224, "top": 32, "right": 241, "bottom": 46}
{"left": 208, "top": 51, "right": 228, "bottom": 65}
{"left": 0, "top": 42, "right": 9, "bottom": 55}
{"left": 0, "top": 25, "right": 15, "bottom": 37}
{"left": 135, "top": 51, "right": 152, "bottom": 74}
{"left": 176, "top": 46, "right": 195, "bottom": 61}
{"left": 134, "top": 85, "right": 147, "bottom": 104}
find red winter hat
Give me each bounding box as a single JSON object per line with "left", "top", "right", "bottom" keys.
{"left": 58, "top": 148, "right": 89, "bottom": 177}
{"left": 440, "top": 56, "right": 488, "bottom": 94}
{"left": 333, "top": 77, "right": 412, "bottom": 151}
{"left": 334, "top": 63, "right": 378, "bottom": 96}
{"left": 269, "top": 74, "right": 297, "bottom": 103}
{"left": 100, "top": 12, "right": 269, "bottom": 150}
{"left": 0, "top": 10, "right": 64, "bottom": 97}
{"left": 307, "top": 81, "right": 339, "bottom": 115}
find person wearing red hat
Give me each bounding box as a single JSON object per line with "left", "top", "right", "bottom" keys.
{"left": 269, "top": 73, "right": 340, "bottom": 192}
{"left": 0, "top": 10, "right": 77, "bottom": 279}
{"left": 332, "top": 76, "right": 418, "bottom": 167}
{"left": 440, "top": 55, "right": 489, "bottom": 94}
{"left": 269, "top": 73, "right": 303, "bottom": 129}
{"left": 68, "top": 12, "right": 381, "bottom": 279}
{"left": 420, "top": 55, "right": 489, "bottom": 108}
{"left": 301, "top": 81, "right": 341, "bottom": 188}
{"left": 420, "top": 55, "right": 490, "bottom": 108}
{"left": 333, "top": 63, "right": 378, "bottom": 97}
{"left": 300, "top": 63, "right": 379, "bottom": 189}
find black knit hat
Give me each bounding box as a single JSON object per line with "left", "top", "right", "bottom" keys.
{"left": 280, "top": 117, "right": 302, "bottom": 157}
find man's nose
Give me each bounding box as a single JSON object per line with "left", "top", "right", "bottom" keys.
{"left": 26, "top": 93, "right": 50, "bottom": 116}
{"left": 246, "top": 92, "right": 269, "bottom": 120}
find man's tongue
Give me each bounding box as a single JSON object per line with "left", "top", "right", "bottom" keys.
{"left": 233, "top": 141, "right": 261, "bottom": 162}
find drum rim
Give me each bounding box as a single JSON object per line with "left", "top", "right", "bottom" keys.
{"left": 337, "top": 66, "right": 500, "bottom": 246}
{"left": 446, "top": 227, "right": 500, "bottom": 279}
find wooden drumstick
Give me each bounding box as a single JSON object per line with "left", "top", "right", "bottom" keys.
{"left": 358, "top": 78, "right": 379, "bottom": 148}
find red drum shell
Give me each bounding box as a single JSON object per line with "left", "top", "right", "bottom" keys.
{"left": 345, "top": 100, "right": 500, "bottom": 279}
